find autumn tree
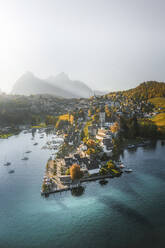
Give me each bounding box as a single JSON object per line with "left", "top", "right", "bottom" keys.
{"left": 87, "top": 139, "right": 96, "bottom": 147}
{"left": 107, "top": 160, "right": 115, "bottom": 169}
{"left": 110, "top": 122, "right": 119, "bottom": 133}
{"left": 105, "top": 105, "right": 111, "bottom": 118}
{"left": 92, "top": 113, "right": 99, "bottom": 122}
{"left": 70, "top": 164, "right": 83, "bottom": 180}
{"left": 86, "top": 148, "right": 96, "bottom": 155}
{"left": 88, "top": 109, "right": 92, "bottom": 117}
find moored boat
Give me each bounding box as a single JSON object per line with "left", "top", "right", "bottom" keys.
{"left": 116, "top": 161, "right": 125, "bottom": 168}
{"left": 124, "top": 168, "right": 133, "bottom": 173}
{"left": 161, "top": 140, "right": 165, "bottom": 146}
{"left": 22, "top": 157, "right": 29, "bottom": 160}
{"left": 119, "top": 164, "right": 125, "bottom": 168}
{"left": 99, "top": 179, "right": 108, "bottom": 185}
{"left": 127, "top": 144, "right": 136, "bottom": 149}
{"left": 4, "top": 162, "right": 11, "bottom": 166}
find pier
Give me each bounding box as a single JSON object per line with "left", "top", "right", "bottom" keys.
{"left": 41, "top": 184, "right": 80, "bottom": 196}
{"left": 41, "top": 169, "right": 117, "bottom": 196}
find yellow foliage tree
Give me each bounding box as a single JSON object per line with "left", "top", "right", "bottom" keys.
{"left": 56, "top": 114, "right": 74, "bottom": 128}
{"left": 105, "top": 105, "right": 111, "bottom": 117}
{"left": 110, "top": 122, "right": 119, "bottom": 133}
{"left": 86, "top": 148, "right": 96, "bottom": 155}
{"left": 87, "top": 139, "right": 96, "bottom": 147}
{"left": 96, "top": 108, "right": 100, "bottom": 113}
{"left": 88, "top": 109, "right": 91, "bottom": 117}
{"left": 70, "top": 164, "right": 83, "bottom": 180}
{"left": 107, "top": 160, "right": 115, "bottom": 169}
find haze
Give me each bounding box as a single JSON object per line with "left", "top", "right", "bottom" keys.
{"left": 0, "top": 0, "right": 165, "bottom": 93}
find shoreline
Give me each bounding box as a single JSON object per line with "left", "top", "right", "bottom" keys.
{"left": 41, "top": 173, "right": 120, "bottom": 196}
{"left": 41, "top": 135, "right": 161, "bottom": 196}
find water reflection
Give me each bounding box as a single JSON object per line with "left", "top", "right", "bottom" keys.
{"left": 71, "top": 186, "right": 85, "bottom": 197}
{"left": 143, "top": 140, "right": 157, "bottom": 151}
{"left": 99, "top": 179, "right": 108, "bottom": 186}
{"left": 161, "top": 140, "right": 165, "bottom": 146}
{"left": 127, "top": 147, "right": 138, "bottom": 154}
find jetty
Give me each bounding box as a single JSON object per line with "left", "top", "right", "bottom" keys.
{"left": 41, "top": 174, "right": 118, "bottom": 196}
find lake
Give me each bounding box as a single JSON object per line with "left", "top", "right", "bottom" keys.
{"left": 0, "top": 131, "right": 165, "bottom": 248}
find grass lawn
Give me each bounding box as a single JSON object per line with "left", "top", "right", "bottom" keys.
{"left": 151, "top": 113, "right": 165, "bottom": 136}
{"left": 148, "top": 97, "right": 165, "bottom": 109}
{"left": 111, "top": 169, "right": 120, "bottom": 174}
{"left": 151, "top": 113, "right": 165, "bottom": 127}
{"left": 0, "top": 133, "right": 13, "bottom": 139}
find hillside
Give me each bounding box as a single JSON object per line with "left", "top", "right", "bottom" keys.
{"left": 12, "top": 72, "right": 94, "bottom": 98}
{"left": 148, "top": 97, "right": 165, "bottom": 109}
{"left": 122, "top": 81, "right": 165, "bottom": 100}
{"left": 107, "top": 81, "right": 165, "bottom": 100}
{"left": 47, "top": 72, "right": 93, "bottom": 98}
{"left": 152, "top": 113, "right": 165, "bottom": 127}
{"left": 12, "top": 72, "right": 76, "bottom": 98}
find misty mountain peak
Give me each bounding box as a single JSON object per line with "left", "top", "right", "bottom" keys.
{"left": 47, "top": 72, "right": 70, "bottom": 83}
{"left": 55, "top": 72, "right": 69, "bottom": 81}
{"left": 20, "top": 71, "right": 35, "bottom": 80}
{"left": 11, "top": 71, "right": 106, "bottom": 98}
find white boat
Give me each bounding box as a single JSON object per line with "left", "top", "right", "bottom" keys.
{"left": 22, "top": 157, "right": 29, "bottom": 160}
{"left": 119, "top": 164, "right": 125, "bottom": 168}
{"left": 125, "top": 168, "right": 133, "bottom": 173}
{"left": 116, "top": 161, "right": 125, "bottom": 168}
{"left": 127, "top": 144, "right": 136, "bottom": 149}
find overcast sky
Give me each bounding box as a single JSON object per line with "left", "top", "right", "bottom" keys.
{"left": 0, "top": 0, "right": 165, "bottom": 93}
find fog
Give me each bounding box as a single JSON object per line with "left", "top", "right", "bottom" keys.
{"left": 0, "top": 0, "right": 165, "bottom": 93}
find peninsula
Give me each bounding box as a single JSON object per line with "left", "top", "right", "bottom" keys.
{"left": 40, "top": 81, "right": 165, "bottom": 195}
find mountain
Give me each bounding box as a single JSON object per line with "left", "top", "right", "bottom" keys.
{"left": 11, "top": 72, "right": 75, "bottom": 98}
{"left": 122, "top": 81, "right": 165, "bottom": 100}
{"left": 107, "top": 81, "right": 165, "bottom": 100}
{"left": 11, "top": 72, "right": 94, "bottom": 98}
{"left": 47, "top": 72, "right": 93, "bottom": 98}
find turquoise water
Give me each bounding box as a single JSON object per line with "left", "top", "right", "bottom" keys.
{"left": 0, "top": 132, "right": 165, "bottom": 248}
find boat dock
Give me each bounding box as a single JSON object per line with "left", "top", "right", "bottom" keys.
{"left": 41, "top": 173, "right": 117, "bottom": 196}
{"left": 41, "top": 184, "right": 79, "bottom": 196}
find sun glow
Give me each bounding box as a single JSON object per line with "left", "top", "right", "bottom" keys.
{"left": 0, "top": 4, "right": 25, "bottom": 92}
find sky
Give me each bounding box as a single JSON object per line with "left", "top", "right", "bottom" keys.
{"left": 0, "top": 0, "right": 165, "bottom": 93}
